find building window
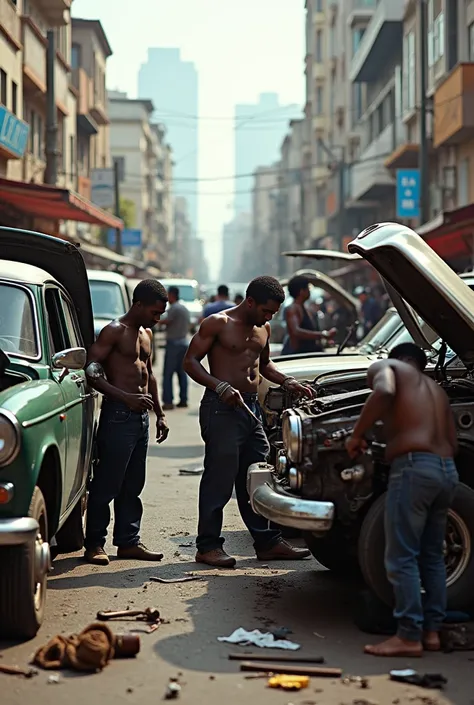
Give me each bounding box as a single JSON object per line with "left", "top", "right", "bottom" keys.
{"left": 315, "top": 0, "right": 323, "bottom": 11}
{"left": 315, "top": 29, "right": 323, "bottom": 62}
{"left": 0, "top": 69, "right": 7, "bottom": 107}
{"left": 353, "top": 83, "right": 363, "bottom": 124}
{"left": 458, "top": 158, "right": 469, "bottom": 207}
{"left": 316, "top": 141, "right": 325, "bottom": 164}
{"left": 352, "top": 27, "right": 365, "bottom": 56}
{"left": 403, "top": 31, "right": 416, "bottom": 111}
{"left": 37, "top": 115, "right": 43, "bottom": 159}
{"left": 11, "top": 80, "right": 17, "bottom": 115}
{"left": 315, "top": 85, "right": 324, "bottom": 115}
{"left": 428, "top": 1, "right": 444, "bottom": 67}
{"left": 71, "top": 43, "right": 81, "bottom": 70}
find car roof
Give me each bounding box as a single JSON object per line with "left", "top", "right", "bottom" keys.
{"left": 160, "top": 278, "right": 198, "bottom": 286}
{"left": 0, "top": 259, "right": 52, "bottom": 285}
{"left": 87, "top": 269, "right": 127, "bottom": 284}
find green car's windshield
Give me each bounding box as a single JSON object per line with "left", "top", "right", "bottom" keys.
{"left": 89, "top": 281, "right": 126, "bottom": 319}
{"left": 0, "top": 284, "right": 38, "bottom": 358}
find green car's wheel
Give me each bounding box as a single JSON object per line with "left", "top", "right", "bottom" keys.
{"left": 55, "top": 492, "right": 86, "bottom": 554}
{"left": 0, "top": 487, "right": 50, "bottom": 640}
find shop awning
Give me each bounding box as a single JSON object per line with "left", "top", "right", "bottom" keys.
{"left": 79, "top": 241, "right": 143, "bottom": 268}
{"left": 418, "top": 203, "right": 474, "bottom": 260}
{"left": 0, "top": 177, "right": 123, "bottom": 230}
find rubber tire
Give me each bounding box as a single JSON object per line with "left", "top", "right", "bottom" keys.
{"left": 55, "top": 493, "right": 86, "bottom": 554}
{"left": 358, "top": 483, "right": 474, "bottom": 611}
{"left": 0, "top": 487, "right": 48, "bottom": 640}
{"left": 304, "top": 528, "right": 360, "bottom": 575}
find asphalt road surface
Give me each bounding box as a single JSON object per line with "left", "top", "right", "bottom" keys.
{"left": 1, "top": 374, "right": 472, "bottom": 704}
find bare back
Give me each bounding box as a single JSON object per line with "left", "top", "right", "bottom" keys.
{"left": 90, "top": 318, "right": 152, "bottom": 395}
{"left": 381, "top": 360, "right": 457, "bottom": 461}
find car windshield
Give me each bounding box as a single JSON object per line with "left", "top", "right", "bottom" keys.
{"left": 89, "top": 281, "right": 126, "bottom": 319}
{"left": 358, "top": 309, "right": 402, "bottom": 354}
{"left": 0, "top": 284, "right": 38, "bottom": 358}
{"left": 161, "top": 283, "right": 198, "bottom": 302}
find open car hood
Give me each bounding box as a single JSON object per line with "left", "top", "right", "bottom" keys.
{"left": 0, "top": 227, "right": 94, "bottom": 348}
{"left": 348, "top": 223, "right": 474, "bottom": 366}
{"left": 283, "top": 249, "right": 361, "bottom": 261}
{"left": 280, "top": 268, "right": 360, "bottom": 316}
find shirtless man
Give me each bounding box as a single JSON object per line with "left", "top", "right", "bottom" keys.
{"left": 183, "top": 275, "right": 313, "bottom": 568}
{"left": 84, "top": 279, "right": 170, "bottom": 566}
{"left": 281, "top": 275, "right": 336, "bottom": 355}
{"left": 346, "top": 342, "right": 458, "bottom": 657}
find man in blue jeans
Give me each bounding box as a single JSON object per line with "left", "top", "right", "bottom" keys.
{"left": 347, "top": 343, "right": 458, "bottom": 657}
{"left": 160, "top": 286, "right": 190, "bottom": 410}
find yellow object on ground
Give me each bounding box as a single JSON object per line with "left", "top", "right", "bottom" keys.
{"left": 267, "top": 674, "right": 310, "bottom": 691}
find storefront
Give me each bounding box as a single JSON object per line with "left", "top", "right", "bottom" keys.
{"left": 417, "top": 203, "right": 474, "bottom": 273}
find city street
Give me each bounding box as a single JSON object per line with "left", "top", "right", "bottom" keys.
{"left": 1, "top": 374, "right": 472, "bottom": 705}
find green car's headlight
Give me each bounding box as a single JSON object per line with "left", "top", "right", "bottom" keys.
{"left": 0, "top": 411, "right": 21, "bottom": 466}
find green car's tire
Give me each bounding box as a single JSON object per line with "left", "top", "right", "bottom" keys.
{"left": 55, "top": 493, "right": 86, "bottom": 554}
{"left": 0, "top": 487, "right": 49, "bottom": 640}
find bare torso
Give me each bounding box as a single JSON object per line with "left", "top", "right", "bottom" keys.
{"left": 103, "top": 319, "right": 152, "bottom": 395}
{"left": 207, "top": 311, "right": 269, "bottom": 394}
{"left": 383, "top": 361, "right": 456, "bottom": 461}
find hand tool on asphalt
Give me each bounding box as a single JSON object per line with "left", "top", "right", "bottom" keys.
{"left": 229, "top": 653, "right": 325, "bottom": 664}
{"left": 150, "top": 576, "right": 203, "bottom": 584}
{"left": 0, "top": 663, "right": 38, "bottom": 678}
{"left": 96, "top": 607, "right": 161, "bottom": 623}
{"left": 239, "top": 662, "right": 342, "bottom": 677}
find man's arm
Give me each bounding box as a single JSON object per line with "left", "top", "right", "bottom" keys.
{"left": 260, "top": 324, "right": 314, "bottom": 398}
{"left": 286, "top": 306, "right": 335, "bottom": 341}
{"left": 86, "top": 323, "right": 127, "bottom": 404}
{"left": 146, "top": 330, "right": 169, "bottom": 443}
{"left": 347, "top": 361, "right": 396, "bottom": 457}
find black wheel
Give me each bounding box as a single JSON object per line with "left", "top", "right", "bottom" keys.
{"left": 304, "top": 527, "right": 360, "bottom": 575}
{"left": 0, "top": 487, "right": 50, "bottom": 640}
{"left": 358, "top": 484, "right": 474, "bottom": 611}
{"left": 54, "top": 493, "right": 86, "bottom": 554}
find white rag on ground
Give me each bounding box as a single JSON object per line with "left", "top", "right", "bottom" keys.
{"left": 218, "top": 627, "right": 300, "bottom": 651}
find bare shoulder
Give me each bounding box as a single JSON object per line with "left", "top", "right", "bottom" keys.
{"left": 98, "top": 319, "right": 126, "bottom": 342}
{"left": 199, "top": 313, "right": 227, "bottom": 336}
{"left": 144, "top": 327, "right": 153, "bottom": 342}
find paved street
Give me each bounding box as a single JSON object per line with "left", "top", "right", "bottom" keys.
{"left": 1, "top": 373, "right": 472, "bottom": 704}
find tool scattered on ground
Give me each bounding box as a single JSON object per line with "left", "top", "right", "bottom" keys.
{"left": 218, "top": 627, "right": 300, "bottom": 650}
{"left": 97, "top": 607, "right": 160, "bottom": 623}
{"left": 342, "top": 675, "right": 370, "bottom": 689}
{"left": 0, "top": 663, "right": 38, "bottom": 678}
{"left": 389, "top": 669, "right": 448, "bottom": 689}
{"left": 150, "top": 576, "right": 203, "bottom": 584}
{"left": 179, "top": 467, "right": 203, "bottom": 476}
{"left": 33, "top": 623, "right": 140, "bottom": 673}
{"left": 164, "top": 677, "right": 181, "bottom": 699}
{"left": 240, "top": 662, "right": 342, "bottom": 678}
{"left": 267, "top": 674, "right": 310, "bottom": 691}
{"left": 229, "top": 653, "right": 324, "bottom": 664}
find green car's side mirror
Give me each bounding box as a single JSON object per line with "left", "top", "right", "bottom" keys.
{"left": 52, "top": 347, "right": 87, "bottom": 372}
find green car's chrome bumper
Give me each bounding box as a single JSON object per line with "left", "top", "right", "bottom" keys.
{"left": 0, "top": 518, "right": 39, "bottom": 545}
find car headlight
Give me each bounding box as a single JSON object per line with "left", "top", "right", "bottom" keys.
{"left": 0, "top": 411, "right": 21, "bottom": 466}
{"left": 281, "top": 410, "right": 302, "bottom": 464}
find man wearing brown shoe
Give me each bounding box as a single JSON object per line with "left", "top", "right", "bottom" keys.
{"left": 184, "top": 276, "right": 313, "bottom": 568}
{"left": 84, "top": 280, "right": 170, "bottom": 565}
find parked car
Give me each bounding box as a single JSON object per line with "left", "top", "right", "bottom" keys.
{"left": 87, "top": 270, "right": 132, "bottom": 341}
{"left": 249, "top": 223, "right": 474, "bottom": 610}
{"left": 159, "top": 277, "right": 202, "bottom": 332}
{"left": 0, "top": 227, "right": 98, "bottom": 640}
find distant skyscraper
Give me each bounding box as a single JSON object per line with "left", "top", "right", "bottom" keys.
{"left": 138, "top": 48, "right": 198, "bottom": 233}
{"left": 234, "top": 93, "right": 301, "bottom": 215}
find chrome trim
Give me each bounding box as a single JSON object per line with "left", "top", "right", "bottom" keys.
{"left": 0, "top": 408, "right": 21, "bottom": 466}
{"left": 0, "top": 517, "right": 39, "bottom": 545}
{"left": 251, "top": 483, "right": 334, "bottom": 532}
{"left": 22, "top": 407, "right": 65, "bottom": 428}
{"left": 282, "top": 410, "right": 303, "bottom": 463}
{"left": 0, "top": 281, "right": 41, "bottom": 361}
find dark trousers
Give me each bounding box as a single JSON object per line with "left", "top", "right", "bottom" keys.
{"left": 85, "top": 399, "right": 149, "bottom": 550}
{"left": 163, "top": 339, "right": 188, "bottom": 405}
{"left": 385, "top": 453, "right": 458, "bottom": 640}
{"left": 197, "top": 389, "right": 281, "bottom": 553}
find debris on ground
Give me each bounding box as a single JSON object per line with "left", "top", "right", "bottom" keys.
{"left": 342, "top": 675, "right": 370, "bottom": 689}
{"left": 47, "top": 674, "right": 61, "bottom": 684}
{"left": 271, "top": 627, "right": 293, "bottom": 639}
{"left": 218, "top": 627, "right": 301, "bottom": 650}
{"left": 179, "top": 467, "right": 203, "bottom": 476}
{"left": 164, "top": 677, "right": 181, "bottom": 699}
{"left": 178, "top": 542, "right": 193, "bottom": 548}
{"left": 0, "top": 663, "right": 38, "bottom": 678}
{"left": 313, "top": 631, "right": 325, "bottom": 639}
{"left": 97, "top": 607, "right": 160, "bottom": 623}
{"left": 389, "top": 669, "right": 448, "bottom": 689}
{"left": 33, "top": 623, "right": 140, "bottom": 673}
{"left": 240, "top": 661, "right": 342, "bottom": 678}
{"left": 267, "top": 674, "right": 310, "bottom": 691}
{"left": 150, "top": 576, "right": 203, "bottom": 584}
{"left": 229, "top": 653, "right": 324, "bottom": 664}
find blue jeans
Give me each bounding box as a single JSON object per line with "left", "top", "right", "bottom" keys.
{"left": 197, "top": 390, "right": 281, "bottom": 554}
{"left": 385, "top": 452, "right": 459, "bottom": 641}
{"left": 85, "top": 399, "right": 149, "bottom": 550}
{"left": 163, "top": 339, "right": 188, "bottom": 405}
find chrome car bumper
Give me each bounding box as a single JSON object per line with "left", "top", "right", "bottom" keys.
{"left": 247, "top": 462, "right": 335, "bottom": 533}
{"left": 0, "top": 517, "right": 39, "bottom": 545}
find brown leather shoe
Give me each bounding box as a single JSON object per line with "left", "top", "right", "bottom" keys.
{"left": 256, "top": 539, "right": 311, "bottom": 561}
{"left": 195, "top": 548, "right": 236, "bottom": 568}
{"left": 117, "top": 542, "right": 164, "bottom": 561}
{"left": 84, "top": 547, "right": 110, "bottom": 566}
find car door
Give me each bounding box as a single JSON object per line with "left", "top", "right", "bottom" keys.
{"left": 44, "top": 287, "right": 85, "bottom": 509}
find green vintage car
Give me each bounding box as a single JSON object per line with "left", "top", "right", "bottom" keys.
{"left": 0, "top": 227, "right": 98, "bottom": 640}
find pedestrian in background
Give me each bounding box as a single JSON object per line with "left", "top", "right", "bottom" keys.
{"left": 160, "top": 286, "right": 190, "bottom": 410}
{"left": 201, "top": 285, "right": 233, "bottom": 319}
{"left": 234, "top": 293, "right": 244, "bottom": 305}
{"left": 281, "top": 276, "right": 336, "bottom": 355}
{"left": 356, "top": 286, "right": 383, "bottom": 338}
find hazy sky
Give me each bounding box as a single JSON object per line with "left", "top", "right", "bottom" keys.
{"left": 72, "top": 0, "right": 305, "bottom": 278}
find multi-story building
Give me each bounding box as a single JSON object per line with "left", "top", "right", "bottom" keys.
{"left": 220, "top": 211, "right": 252, "bottom": 282}
{"left": 172, "top": 196, "right": 192, "bottom": 275}
{"left": 251, "top": 164, "right": 280, "bottom": 277}
{"left": 278, "top": 118, "right": 307, "bottom": 271}
{"left": 138, "top": 48, "right": 198, "bottom": 234}
{"left": 152, "top": 123, "right": 173, "bottom": 271}
{"left": 71, "top": 18, "right": 112, "bottom": 201}
{"left": 234, "top": 93, "right": 301, "bottom": 216}
{"left": 108, "top": 90, "right": 161, "bottom": 259}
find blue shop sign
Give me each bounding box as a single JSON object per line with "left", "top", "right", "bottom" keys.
{"left": 0, "top": 106, "right": 29, "bottom": 159}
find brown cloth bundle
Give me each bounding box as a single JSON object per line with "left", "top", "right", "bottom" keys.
{"left": 33, "top": 623, "right": 140, "bottom": 673}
